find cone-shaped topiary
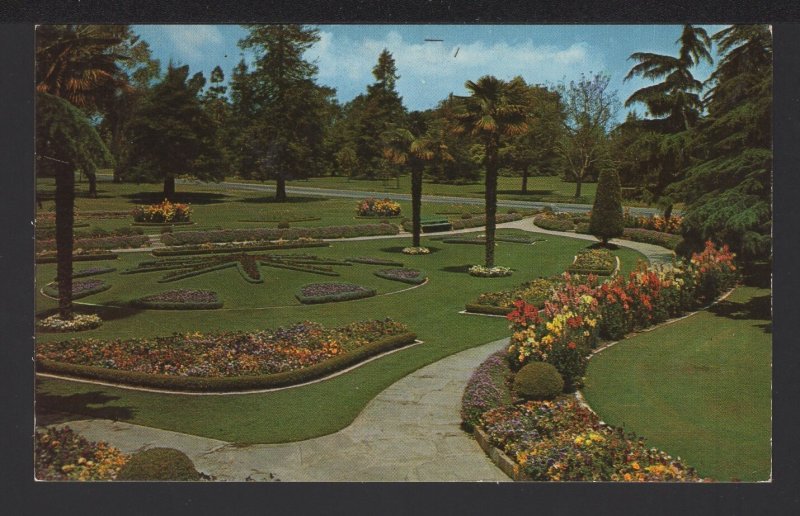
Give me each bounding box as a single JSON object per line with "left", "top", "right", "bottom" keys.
{"left": 513, "top": 361, "right": 564, "bottom": 400}
{"left": 589, "top": 166, "right": 624, "bottom": 245}
{"left": 117, "top": 447, "right": 201, "bottom": 481}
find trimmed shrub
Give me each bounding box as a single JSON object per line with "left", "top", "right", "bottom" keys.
{"left": 589, "top": 167, "right": 624, "bottom": 244}
{"left": 117, "top": 448, "right": 200, "bottom": 481}
{"left": 373, "top": 268, "right": 426, "bottom": 285}
{"left": 277, "top": 221, "right": 290, "bottom": 229}
{"left": 513, "top": 362, "right": 564, "bottom": 400}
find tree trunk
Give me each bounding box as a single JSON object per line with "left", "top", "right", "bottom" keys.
{"left": 54, "top": 162, "right": 75, "bottom": 320}
{"left": 663, "top": 203, "right": 673, "bottom": 223}
{"left": 163, "top": 176, "right": 175, "bottom": 200}
{"left": 574, "top": 176, "right": 582, "bottom": 199}
{"left": 87, "top": 171, "right": 97, "bottom": 198}
{"left": 484, "top": 141, "right": 499, "bottom": 268}
{"left": 521, "top": 165, "right": 529, "bottom": 194}
{"left": 411, "top": 166, "right": 423, "bottom": 247}
{"left": 275, "top": 176, "right": 287, "bottom": 202}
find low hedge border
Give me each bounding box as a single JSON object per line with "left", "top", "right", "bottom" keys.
{"left": 157, "top": 261, "right": 237, "bottom": 283}
{"left": 35, "top": 332, "right": 418, "bottom": 392}
{"left": 131, "top": 221, "right": 195, "bottom": 227}
{"left": 42, "top": 281, "right": 111, "bottom": 300}
{"left": 151, "top": 241, "right": 329, "bottom": 257}
{"left": 354, "top": 215, "right": 404, "bottom": 220}
{"left": 236, "top": 261, "right": 264, "bottom": 283}
{"left": 373, "top": 269, "right": 427, "bottom": 285}
{"left": 130, "top": 299, "right": 224, "bottom": 310}
{"left": 295, "top": 285, "right": 377, "bottom": 304}
{"left": 260, "top": 261, "right": 340, "bottom": 277}
{"left": 72, "top": 267, "right": 116, "bottom": 278}
{"left": 464, "top": 303, "right": 514, "bottom": 316}
{"left": 346, "top": 257, "right": 404, "bottom": 267}
{"left": 36, "top": 253, "right": 118, "bottom": 264}
{"left": 238, "top": 216, "right": 322, "bottom": 223}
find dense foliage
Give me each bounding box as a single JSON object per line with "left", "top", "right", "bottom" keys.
{"left": 35, "top": 426, "right": 128, "bottom": 481}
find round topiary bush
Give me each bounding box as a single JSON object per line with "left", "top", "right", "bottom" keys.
{"left": 116, "top": 448, "right": 200, "bottom": 481}
{"left": 513, "top": 362, "right": 564, "bottom": 401}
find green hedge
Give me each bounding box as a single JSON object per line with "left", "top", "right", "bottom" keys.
{"left": 464, "top": 304, "right": 514, "bottom": 316}
{"left": 36, "top": 253, "right": 118, "bottom": 264}
{"left": 130, "top": 299, "right": 224, "bottom": 310}
{"left": 295, "top": 285, "right": 377, "bottom": 304}
{"left": 36, "top": 332, "right": 417, "bottom": 392}
{"left": 131, "top": 221, "right": 195, "bottom": 227}
{"left": 72, "top": 267, "right": 116, "bottom": 278}
{"left": 152, "top": 241, "right": 329, "bottom": 257}
{"left": 346, "top": 257, "right": 404, "bottom": 267}
{"left": 235, "top": 261, "right": 264, "bottom": 283}
{"left": 373, "top": 269, "right": 427, "bottom": 285}
{"left": 42, "top": 281, "right": 111, "bottom": 299}
{"left": 261, "top": 261, "right": 341, "bottom": 277}
{"left": 157, "top": 261, "right": 238, "bottom": 283}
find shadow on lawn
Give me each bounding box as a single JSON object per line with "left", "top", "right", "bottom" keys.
{"left": 496, "top": 189, "right": 554, "bottom": 196}
{"left": 709, "top": 294, "right": 772, "bottom": 333}
{"left": 122, "top": 191, "right": 230, "bottom": 205}
{"left": 35, "top": 388, "right": 135, "bottom": 426}
{"left": 440, "top": 264, "right": 473, "bottom": 274}
{"left": 239, "top": 195, "right": 328, "bottom": 204}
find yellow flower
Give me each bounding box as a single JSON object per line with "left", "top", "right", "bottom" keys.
{"left": 574, "top": 436, "right": 584, "bottom": 445}
{"left": 631, "top": 462, "right": 640, "bottom": 471}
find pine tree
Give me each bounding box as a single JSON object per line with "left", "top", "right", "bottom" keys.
{"left": 589, "top": 165, "right": 624, "bottom": 246}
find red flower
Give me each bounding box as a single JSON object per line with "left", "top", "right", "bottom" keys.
{"left": 567, "top": 342, "right": 577, "bottom": 350}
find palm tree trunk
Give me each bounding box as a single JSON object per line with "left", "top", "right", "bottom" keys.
{"left": 484, "top": 140, "right": 499, "bottom": 268}
{"left": 54, "top": 162, "right": 75, "bottom": 320}
{"left": 411, "top": 166, "right": 422, "bottom": 247}
{"left": 163, "top": 176, "right": 175, "bottom": 200}
{"left": 87, "top": 171, "right": 97, "bottom": 198}
{"left": 521, "top": 165, "right": 529, "bottom": 194}
{"left": 275, "top": 176, "right": 287, "bottom": 202}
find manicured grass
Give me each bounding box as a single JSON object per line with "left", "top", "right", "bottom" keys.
{"left": 35, "top": 231, "right": 647, "bottom": 443}
{"left": 581, "top": 285, "right": 772, "bottom": 481}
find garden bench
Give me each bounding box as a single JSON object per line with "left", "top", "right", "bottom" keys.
{"left": 420, "top": 218, "right": 452, "bottom": 233}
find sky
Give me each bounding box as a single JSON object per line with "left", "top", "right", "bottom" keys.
{"left": 132, "top": 24, "right": 728, "bottom": 120}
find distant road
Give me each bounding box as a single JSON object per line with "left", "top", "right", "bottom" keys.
{"left": 98, "top": 175, "right": 669, "bottom": 216}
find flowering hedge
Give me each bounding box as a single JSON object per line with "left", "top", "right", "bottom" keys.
{"left": 161, "top": 223, "right": 399, "bottom": 246}
{"left": 295, "top": 283, "right": 376, "bottom": 304}
{"left": 479, "top": 398, "right": 699, "bottom": 481}
{"left": 506, "top": 241, "right": 739, "bottom": 389}
{"left": 566, "top": 249, "right": 617, "bottom": 276}
{"left": 402, "top": 247, "right": 430, "bottom": 255}
{"left": 36, "top": 320, "right": 416, "bottom": 391}
{"left": 131, "top": 289, "right": 223, "bottom": 310}
{"left": 43, "top": 279, "right": 111, "bottom": 300}
{"left": 35, "top": 426, "right": 129, "bottom": 481}
{"left": 374, "top": 268, "right": 427, "bottom": 285}
{"left": 132, "top": 199, "right": 192, "bottom": 223}
{"left": 461, "top": 350, "right": 514, "bottom": 431}
{"left": 356, "top": 198, "right": 401, "bottom": 217}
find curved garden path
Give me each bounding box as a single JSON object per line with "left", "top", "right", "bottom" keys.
{"left": 56, "top": 219, "right": 675, "bottom": 481}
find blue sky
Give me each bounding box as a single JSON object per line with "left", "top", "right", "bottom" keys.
{"left": 133, "top": 24, "right": 727, "bottom": 119}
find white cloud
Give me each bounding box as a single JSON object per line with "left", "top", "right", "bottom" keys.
{"left": 306, "top": 30, "right": 601, "bottom": 110}
{"left": 163, "top": 25, "right": 224, "bottom": 63}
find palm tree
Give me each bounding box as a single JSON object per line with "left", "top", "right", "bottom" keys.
{"left": 454, "top": 76, "right": 528, "bottom": 267}
{"left": 36, "top": 93, "right": 112, "bottom": 320}
{"left": 624, "top": 25, "right": 712, "bottom": 219}
{"left": 36, "top": 24, "right": 129, "bottom": 197}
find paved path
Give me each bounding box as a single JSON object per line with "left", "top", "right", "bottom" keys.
{"left": 56, "top": 339, "right": 511, "bottom": 482}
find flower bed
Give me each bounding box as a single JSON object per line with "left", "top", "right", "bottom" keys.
{"left": 131, "top": 289, "right": 223, "bottom": 310}
{"left": 132, "top": 199, "right": 191, "bottom": 223}
{"left": 72, "top": 266, "right": 116, "bottom": 278}
{"left": 469, "top": 265, "right": 513, "bottom": 278}
{"left": 43, "top": 279, "right": 111, "bottom": 300}
{"left": 36, "top": 250, "right": 118, "bottom": 264}
{"left": 160, "top": 223, "right": 399, "bottom": 246}
{"left": 356, "top": 198, "right": 401, "bottom": 217}
{"left": 566, "top": 249, "right": 616, "bottom": 276}
{"left": 478, "top": 397, "right": 700, "bottom": 482}
{"left": 36, "top": 235, "right": 149, "bottom": 253}
{"left": 36, "top": 226, "right": 144, "bottom": 240}
{"left": 461, "top": 350, "right": 514, "bottom": 431}
{"left": 374, "top": 268, "right": 427, "bottom": 285}
{"left": 35, "top": 426, "right": 129, "bottom": 481}
{"left": 622, "top": 228, "right": 682, "bottom": 250}
{"left": 346, "top": 256, "right": 405, "bottom": 266}
{"left": 152, "top": 239, "right": 329, "bottom": 257}
{"left": 624, "top": 208, "right": 682, "bottom": 234}
{"left": 466, "top": 278, "right": 560, "bottom": 315}
{"left": 37, "top": 313, "right": 103, "bottom": 332}
{"left": 533, "top": 213, "right": 576, "bottom": 232}
{"left": 36, "top": 320, "right": 416, "bottom": 392}
{"left": 402, "top": 246, "right": 430, "bottom": 255}
{"left": 295, "top": 283, "right": 376, "bottom": 304}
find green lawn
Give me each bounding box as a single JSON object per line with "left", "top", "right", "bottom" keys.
{"left": 581, "top": 285, "right": 772, "bottom": 481}
{"left": 36, "top": 229, "right": 647, "bottom": 443}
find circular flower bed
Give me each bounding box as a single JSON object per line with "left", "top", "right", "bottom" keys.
{"left": 35, "top": 426, "right": 128, "bottom": 481}
{"left": 356, "top": 198, "right": 401, "bottom": 217}
{"left": 42, "top": 279, "right": 111, "bottom": 299}
{"left": 131, "top": 289, "right": 223, "bottom": 310}
{"left": 295, "top": 283, "right": 376, "bottom": 304}
{"left": 37, "top": 313, "right": 103, "bottom": 332}
{"left": 402, "top": 246, "right": 430, "bottom": 255}
{"left": 374, "top": 268, "right": 427, "bottom": 285}
{"left": 469, "top": 265, "right": 513, "bottom": 278}
{"left": 132, "top": 199, "right": 191, "bottom": 223}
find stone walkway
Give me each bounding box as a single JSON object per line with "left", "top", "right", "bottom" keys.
{"left": 56, "top": 339, "right": 511, "bottom": 482}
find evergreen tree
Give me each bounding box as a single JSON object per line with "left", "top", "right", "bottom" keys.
{"left": 36, "top": 92, "right": 112, "bottom": 319}
{"left": 589, "top": 165, "right": 624, "bottom": 245}
{"left": 124, "top": 64, "right": 222, "bottom": 199}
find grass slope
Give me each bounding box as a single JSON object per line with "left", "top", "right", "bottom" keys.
{"left": 582, "top": 285, "right": 771, "bottom": 481}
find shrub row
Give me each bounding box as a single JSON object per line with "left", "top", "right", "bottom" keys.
{"left": 36, "top": 332, "right": 417, "bottom": 392}
{"left": 621, "top": 228, "right": 682, "bottom": 250}
{"left": 72, "top": 267, "right": 116, "bottom": 278}
{"left": 260, "top": 260, "right": 341, "bottom": 277}
{"left": 36, "top": 252, "right": 118, "bottom": 264}
{"left": 36, "top": 235, "right": 149, "bottom": 253}
{"left": 346, "top": 257, "right": 404, "bottom": 267}
{"left": 152, "top": 241, "right": 329, "bottom": 257}
{"left": 160, "top": 223, "right": 399, "bottom": 246}
{"left": 36, "top": 226, "right": 144, "bottom": 240}
{"left": 130, "top": 299, "right": 223, "bottom": 310}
